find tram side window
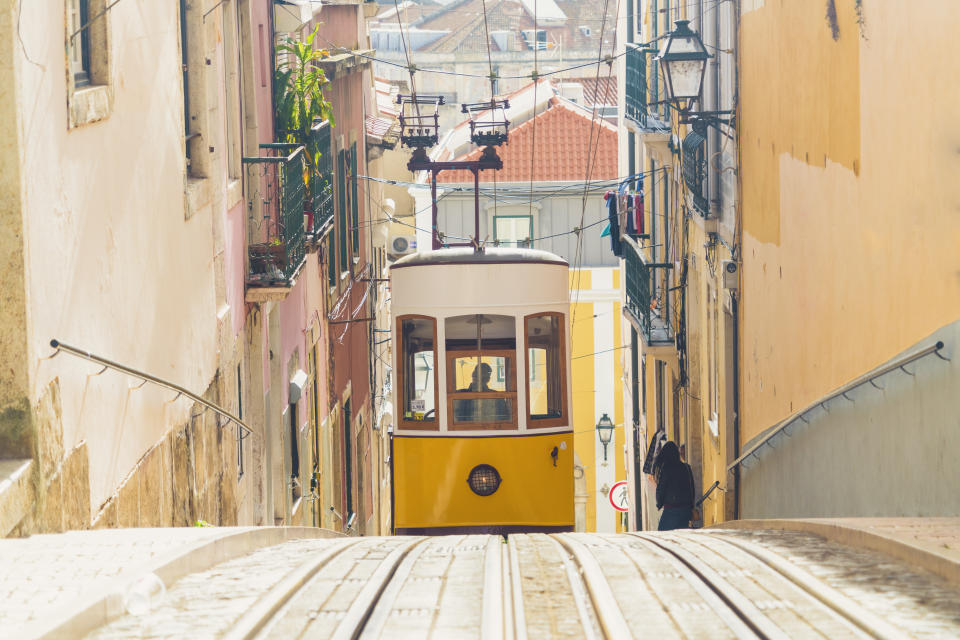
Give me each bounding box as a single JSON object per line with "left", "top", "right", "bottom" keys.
{"left": 526, "top": 313, "right": 566, "bottom": 426}
{"left": 445, "top": 314, "right": 517, "bottom": 429}
{"left": 400, "top": 316, "right": 437, "bottom": 426}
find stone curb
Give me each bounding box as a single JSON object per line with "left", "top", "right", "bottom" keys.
{"left": 712, "top": 518, "right": 960, "bottom": 589}
{"left": 27, "top": 526, "right": 343, "bottom": 640}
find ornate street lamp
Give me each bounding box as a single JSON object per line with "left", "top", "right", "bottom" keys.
{"left": 596, "top": 413, "right": 615, "bottom": 462}
{"left": 656, "top": 20, "right": 710, "bottom": 112}
{"left": 656, "top": 20, "right": 734, "bottom": 131}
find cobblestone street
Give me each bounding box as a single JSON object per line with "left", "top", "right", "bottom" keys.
{"left": 2, "top": 520, "right": 959, "bottom": 639}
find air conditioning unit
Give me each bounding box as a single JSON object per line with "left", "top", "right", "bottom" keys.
{"left": 389, "top": 235, "right": 417, "bottom": 257}
{"left": 721, "top": 260, "right": 739, "bottom": 289}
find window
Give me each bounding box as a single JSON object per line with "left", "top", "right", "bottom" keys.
{"left": 236, "top": 363, "right": 245, "bottom": 480}
{"left": 445, "top": 314, "right": 517, "bottom": 430}
{"left": 222, "top": 0, "right": 242, "bottom": 180}
{"left": 337, "top": 148, "right": 349, "bottom": 274}
{"left": 525, "top": 313, "right": 567, "bottom": 428}
{"left": 66, "top": 0, "right": 112, "bottom": 128}
{"left": 350, "top": 142, "right": 360, "bottom": 259}
{"left": 68, "top": 0, "right": 91, "bottom": 86}
{"left": 493, "top": 215, "right": 533, "bottom": 247}
{"left": 180, "top": 0, "right": 207, "bottom": 177}
{"left": 326, "top": 233, "right": 336, "bottom": 288}
{"left": 289, "top": 402, "right": 301, "bottom": 506}
{"left": 397, "top": 316, "right": 438, "bottom": 430}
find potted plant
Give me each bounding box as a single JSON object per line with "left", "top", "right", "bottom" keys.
{"left": 275, "top": 25, "right": 335, "bottom": 218}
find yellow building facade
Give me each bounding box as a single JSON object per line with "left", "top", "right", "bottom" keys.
{"left": 734, "top": 2, "right": 960, "bottom": 517}
{"left": 620, "top": 0, "right": 960, "bottom": 524}
{"left": 570, "top": 268, "right": 627, "bottom": 532}
{"left": 620, "top": 0, "right": 739, "bottom": 529}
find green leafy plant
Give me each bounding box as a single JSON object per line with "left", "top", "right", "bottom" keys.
{"left": 275, "top": 25, "right": 334, "bottom": 202}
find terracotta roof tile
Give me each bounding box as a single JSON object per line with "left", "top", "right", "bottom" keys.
{"left": 436, "top": 96, "right": 616, "bottom": 183}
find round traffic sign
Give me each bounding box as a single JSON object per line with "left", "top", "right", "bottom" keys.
{"left": 608, "top": 480, "right": 629, "bottom": 512}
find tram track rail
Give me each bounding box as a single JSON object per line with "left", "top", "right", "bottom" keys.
{"left": 82, "top": 530, "right": 937, "bottom": 640}
{"left": 634, "top": 531, "right": 911, "bottom": 640}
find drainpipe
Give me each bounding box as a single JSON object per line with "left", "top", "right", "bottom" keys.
{"left": 732, "top": 292, "right": 740, "bottom": 519}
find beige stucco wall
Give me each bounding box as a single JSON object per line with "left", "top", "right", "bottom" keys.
{"left": 739, "top": 1, "right": 960, "bottom": 446}
{"left": 9, "top": 1, "right": 223, "bottom": 516}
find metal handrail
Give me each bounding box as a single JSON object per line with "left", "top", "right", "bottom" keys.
{"left": 48, "top": 339, "right": 256, "bottom": 438}
{"left": 727, "top": 340, "right": 949, "bottom": 472}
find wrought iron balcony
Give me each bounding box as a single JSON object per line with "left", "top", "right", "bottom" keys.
{"left": 243, "top": 144, "right": 307, "bottom": 292}
{"left": 625, "top": 44, "right": 669, "bottom": 133}
{"left": 623, "top": 238, "right": 674, "bottom": 348}
{"left": 307, "top": 119, "right": 335, "bottom": 236}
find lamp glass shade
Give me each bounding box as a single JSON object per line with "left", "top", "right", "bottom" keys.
{"left": 596, "top": 413, "right": 615, "bottom": 445}
{"left": 656, "top": 20, "right": 710, "bottom": 104}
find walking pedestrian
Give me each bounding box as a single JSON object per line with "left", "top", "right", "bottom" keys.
{"left": 653, "top": 441, "right": 695, "bottom": 531}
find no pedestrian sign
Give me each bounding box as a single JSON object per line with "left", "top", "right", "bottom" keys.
{"left": 608, "top": 480, "right": 629, "bottom": 512}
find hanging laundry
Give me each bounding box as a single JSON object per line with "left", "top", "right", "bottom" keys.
{"left": 603, "top": 191, "right": 621, "bottom": 257}
{"left": 625, "top": 195, "right": 637, "bottom": 234}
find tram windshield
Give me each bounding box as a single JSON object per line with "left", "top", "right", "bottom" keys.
{"left": 526, "top": 313, "right": 566, "bottom": 426}
{"left": 445, "top": 314, "right": 517, "bottom": 429}
{"left": 399, "top": 316, "right": 436, "bottom": 426}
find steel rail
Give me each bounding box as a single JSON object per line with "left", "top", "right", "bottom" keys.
{"left": 611, "top": 534, "right": 759, "bottom": 639}
{"left": 481, "top": 535, "right": 509, "bottom": 640}
{"left": 696, "top": 533, "right": 910, "bottom": 640}
{"left": 728, "top": 340, "right": 949, "bottom": 472}
{"left": 506, "top": 536, "right": 528, "bottom": 640}
{"left": 554, "top": 534, "right": 633, "bottom": 639}
{"left": 550, "top": 536, "right": 602, "bottom": 640}
{"left": 331, "top": 538, "right": 426, "bottom": 640}
{"left": 222, "top": 539, "right": 363, "bottom": 640}
{"left": 358, "top": 539, "right": 431, "bottom": 638}
{"left": 48, "top": 339, "right": 255, "bottom": 437}
{"left": 632, "top": 533, "right": 789, "bottom": 640}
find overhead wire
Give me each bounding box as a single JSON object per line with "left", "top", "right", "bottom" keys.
{"left": 478, "top": 0, "right": 499, "bottom": 231}
{"left": 570, "top": 0, "right": 620, "bottom": 328}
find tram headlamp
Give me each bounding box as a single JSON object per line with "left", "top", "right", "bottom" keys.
{"left": 467, "top": 464, "right": 502, "bottom": 496}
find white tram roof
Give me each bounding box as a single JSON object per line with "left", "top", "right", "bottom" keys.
{"left": 390, "top": 247, "right": 568, "bottom": 270}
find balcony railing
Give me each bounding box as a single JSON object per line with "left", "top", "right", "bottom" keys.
{"left": 625, "top": 44, "right": 669, "bottom": 132}
{"left": 624, "top": 238, "right": 674, "bottom": 346}
{"left": 243, "top": 144, "right": 307, "bottom": 286}
{"left": 307, "top": 119, "right": 335, "bottom": 236}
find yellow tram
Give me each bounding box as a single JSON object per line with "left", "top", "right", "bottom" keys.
{"left": 390, "top": 247, "right": 574, "bottom": 534}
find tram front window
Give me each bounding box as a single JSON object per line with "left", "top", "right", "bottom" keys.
{"left": 445, "top": 314, "right": 517, "bottom": 429}
{"left": 526, "top": 313, "right": 566, "bottom": 427}
{"left": 399, "top": 316, "right": 436, "bottom": 427}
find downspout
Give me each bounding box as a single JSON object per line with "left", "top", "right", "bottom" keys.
{"left": 732, "top": 0, "right": 742, "bottom": 520}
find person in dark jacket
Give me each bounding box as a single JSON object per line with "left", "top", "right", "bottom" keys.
{"left": 653, "top": 441, "right": 695, "bottom": 531}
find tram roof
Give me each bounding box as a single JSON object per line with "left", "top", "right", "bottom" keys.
{"left": 391, "top": 247, "right": 569, "bottom": 270}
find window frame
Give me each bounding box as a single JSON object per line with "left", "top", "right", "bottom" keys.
{"left": 445, "top": 349, "right": 519, "bottom": 431}
{"left": 523, "top": 312, "right": 568, "bottom": 429}
{"left": 69, "top": 0, "right": 92, "bottom": 87}
{"left": 396, "top": 314, "right": 440, "bottom": 432}
{"left": 493, "top": 214, "right": 534, "bottom": 247}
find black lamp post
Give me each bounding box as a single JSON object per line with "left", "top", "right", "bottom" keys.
{"left": 656, "top": 20, "right": 734, "bottom": 130}
{"left": 596, "top": 413, "right": 615, "bottom": 462}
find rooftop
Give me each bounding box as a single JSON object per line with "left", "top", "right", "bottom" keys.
{"left": 435, "top": 94, "right": 617, "bottom": 183}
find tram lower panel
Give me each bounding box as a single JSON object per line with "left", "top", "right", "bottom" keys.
{"left": 392, "top": 432, "right": 574, "bottom": 535}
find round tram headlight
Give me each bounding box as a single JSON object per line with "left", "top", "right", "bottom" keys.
{"left": 467, "top": 464, "right": 501, "bottom": 497}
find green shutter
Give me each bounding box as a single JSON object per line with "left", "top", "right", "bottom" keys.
{"left": 337, "top": 149, "right": 348, "bottom": 274}
{"left": 350, "top": 142, "right": 359, "bottom": 256}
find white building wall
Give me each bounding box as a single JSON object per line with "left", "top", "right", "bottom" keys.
{"left": 16, "top": 1, "right": 222, "bottom": 511}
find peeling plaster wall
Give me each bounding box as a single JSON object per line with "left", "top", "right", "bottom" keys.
{"left": 739, "top": 1, "right": 960, "bottom": 448}
{"left": 11, "top": 1, "right": 224, "bottom": 516}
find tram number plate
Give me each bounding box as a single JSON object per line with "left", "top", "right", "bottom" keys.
{"left": 410, "top": 399, "right": 426, "bottom": 420}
